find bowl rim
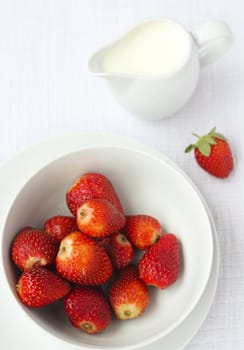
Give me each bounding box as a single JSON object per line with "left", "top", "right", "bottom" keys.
{"left": 0, "top": 133, "right": 214, "bottom": 350}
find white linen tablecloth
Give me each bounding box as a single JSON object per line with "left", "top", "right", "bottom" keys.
{"left": 0, "top": 1, "right": 243, "bottom": 349}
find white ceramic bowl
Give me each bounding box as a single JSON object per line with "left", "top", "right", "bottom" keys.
{"left": 1, "top": 141, "right": 214, "bottom": 350}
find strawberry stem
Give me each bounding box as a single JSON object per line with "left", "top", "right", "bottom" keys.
{"left": 185, "top": 127, "right": 227, "bottom": 156}
{"left": 80, "top": 322, "right": 95, "bottom": 332}
{"left": 79, "top": 209, "right": 87, "bottom": 219}
{"left": 124, "top": 310, "right": 132, "bottom": 317}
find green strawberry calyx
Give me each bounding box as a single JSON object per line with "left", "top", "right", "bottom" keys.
{"left": 185, "top": 127, "right": 227, "bottom": 157}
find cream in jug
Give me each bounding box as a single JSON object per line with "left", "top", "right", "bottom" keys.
{"left": 102, "top": 20, "right": 190, "bottom": 77}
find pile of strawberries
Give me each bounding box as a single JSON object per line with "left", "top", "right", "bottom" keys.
{"left": 11, "top": 173, "right": 181, "bottom": 334}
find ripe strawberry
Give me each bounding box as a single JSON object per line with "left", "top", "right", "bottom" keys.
{"left": 185, "top": 127, "right": 233, "bottom": 178}
{"left": 44, "top": 215, "right": 78, "bottom": 241}
{"left": 76, "top": 199, "right": 125, "bottom": 238}
{"left": 16, "top": 267, "right": 71, "bottom": 307}
{"left": 64, "top": 286, "right": 111, "bottom": 334}
{"left": 109, "top": 265, "right": 149, "bottom": 320}
{"left": 11, "top": 227, "right": 59, "bottom": 271}
{"left": 123, "top": 215, "right": 163, "bottom": 250}
{"left": 56, "top": 231, "right": 113, "bottom": 285}
{"left": 139, "top": 233, "right": 180, "bottom": 289}
{"left": 100, "top": 233, "right": 134, "bottom": 270}
{"left": 66, "top": 173, "right": 123, "bottom": 216}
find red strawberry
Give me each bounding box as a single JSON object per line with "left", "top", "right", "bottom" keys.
{"left": 16, "top": 267, "right": 71, "bottom": 307}
{"left": 64, "top": 286, "right": 111, "bottom": 334}
{"left": 109, "top": 265, "right": 149, "bottom": 320}
{"left": 185, "top": 127, "right": 233, "bottom": 178}
{"left": 139, "top": 233, "right": 180, "bottom": 289}
{"left": 11, "top": 227, "right": 58, "bottom": 270}
{"left": 44, "top": 215, "right": 78, "bottom": 241}
{"left": 100, "top": 233, "right": 134, "bottom": 270}
{"left": 124, "top": 215, "right": 163, "bottom": 250}
{"left": 66, "top": 173, "right": 123, "bottom": 216}
{"left": 56, "top": 231, "right": 113, "bottom": 285}
{"left": 76, "top": 199, "right": 125, "bottom": 238}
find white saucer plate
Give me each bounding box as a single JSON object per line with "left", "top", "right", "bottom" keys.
{"left": 0, "top": 134, "right": 218, "bottom": 350}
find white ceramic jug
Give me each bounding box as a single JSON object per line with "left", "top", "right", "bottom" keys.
{"left": 88, "top": 18, "right": 233, "bottom": 120}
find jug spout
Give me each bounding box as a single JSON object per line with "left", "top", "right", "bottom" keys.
{"left": 88, "top": 47, "right": 111, "bottom": 77}
{"left": 88, "top": 44, "right": 136, "bottom": 79}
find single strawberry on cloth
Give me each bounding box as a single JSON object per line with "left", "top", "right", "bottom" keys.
{"left": 185, "top": 127, "right": 234, "bottom": 178}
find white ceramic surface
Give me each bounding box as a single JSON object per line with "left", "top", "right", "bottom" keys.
{"left": 0, "top": 134, "right": 219, "bottom": 350}
{"left": 88, "top": 18, "right": 233, "bottom": 120}
{"left": 0, "top": 134, "right": 214, "bottom": 350}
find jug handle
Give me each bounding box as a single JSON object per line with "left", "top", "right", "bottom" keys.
{"left": 191, "top": 21, "right": 233, "bottom": 66}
